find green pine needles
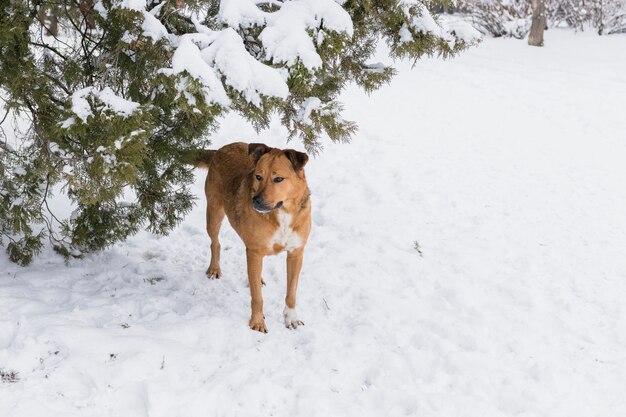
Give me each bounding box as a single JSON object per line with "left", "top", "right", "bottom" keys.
{"left": 0, "top": 0, "right": 479, "bottom": 265}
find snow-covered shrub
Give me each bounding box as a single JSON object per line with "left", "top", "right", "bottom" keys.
{"left": 548, "top": 0, "right": 626, "bottom": 34}
{"left": 0, "top": 0, "right": 481, "bottom": 265}
{"left": 456, "top": 0, "right": 626, "bottom": 37}
{"left": 546, "top": 0, "right": 588, "bottom": 29}
{"left": 456, "top": 0, "right": 532, "bottom": 38}
{"left": 592, "top": 0, "right": 626, "bottom": 34}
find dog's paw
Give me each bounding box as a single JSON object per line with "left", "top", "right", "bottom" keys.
{"left": 249, "top": 317, "right": 268, "bottom": 333}
{"left": 283, "top": 306, "right": 304, "bottom": 330}
{"left": 205, "top": 265, "right": 221, "bottom": 279}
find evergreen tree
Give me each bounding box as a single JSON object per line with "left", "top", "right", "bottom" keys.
{"left": 0, "top": 0, "right": 480, "bottom": 265}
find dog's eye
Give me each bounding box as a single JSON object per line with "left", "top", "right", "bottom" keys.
{"left": 255, "top": 175, "right": 262, "bottom": 181}
{"left": 273, "top": 177, "right": 284, "bottom": 183}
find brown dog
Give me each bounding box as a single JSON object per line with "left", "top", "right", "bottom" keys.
{"left": 190, "top": 142, "right": 311, "bottom": 333}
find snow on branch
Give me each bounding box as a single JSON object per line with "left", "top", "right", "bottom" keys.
{"left": 105, "top": 0, "right": 477, "bottom": 109}
{"left": 399, "top": 0, "right": 481, "bottom": 46}
{"left": 219, "top": 0, "right": 353, "bottom": 68}
{"left": 170, "top": 36, "right": 231, "bottom": 106}
{"left": 255, "top": 0, "right": 354, "bottom": 68}
{"left": 69, "top": 87, "right": 141, "bottom": 123}
{"left": 154, "top": 0, "right": 353, "bottom": 106}
{"left": 202, "top": 28, "right": 289, "bottom": 105}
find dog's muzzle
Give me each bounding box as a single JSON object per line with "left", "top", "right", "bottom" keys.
{"left": 252, "top": 196, "right": 282, "bottom": 213}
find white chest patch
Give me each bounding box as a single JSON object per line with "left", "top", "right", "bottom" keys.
{"left": 269, "top": 210, "right": 302, "bottom": 252}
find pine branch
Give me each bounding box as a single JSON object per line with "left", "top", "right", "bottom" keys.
{"left": 29, "top": 41, "right": 69, "bottom": 61}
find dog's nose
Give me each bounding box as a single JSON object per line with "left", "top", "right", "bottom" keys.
{"left": 252, "top": 195, "right": 270, "bottom": 212}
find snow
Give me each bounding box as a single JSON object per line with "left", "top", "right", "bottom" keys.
{"left": 60, "top": 117, "right": 76, "bottom": 128}
{"left": 399, "top": 1, "right": 482, "bottom": 46}
{"left": 93, "top": 1, "right": 108, "bottom": 18}
{"left": 12, "top": 166, "right": 27, "bottom": 176}
{"left": 259, "top": 0, "right": 353, "bottom": 68}
{"left": 399, "top": 23, "right": 414, "bottom": 43}
{"left": 401, "top": 1, "right": 445, "bottom": 38}
{"left": 364, "top": 62, "right": 387, "bottom": 74}
{"left": 141, "top": 11, "right": 169, "bottom": 42}
{"left": 202, "top": 28, "right": 289, "bottom": 105}
{"left": 69, "top": 87, "right": 140, "bottom": 123}
{"left": 219, "top": 0, "right": 267, "bottom": 28}
{"left": 170, "top": 36, "right": 231, "bottom": 106}
{"left": 113, "top": 0, "right": 146, "bottom": 11}
{"left": 147, "top": 0, "right": 352, "bottom": 106}
{"left": 168, "top": 24, "right": 292, "bottom": 106}
{"left": 296, "top": 97, "right": 322, "bottom": 125}
{"left": 97, "top": 87, "right": 141, "bottom": 117}
{"left": 440, "top": 15, "right": 483, "bottom": 43}
{"left": 100, "top": 0, "right": 168, "bottom": 42}
{"left": 2, "top": 30, "right": 626, "bottom": 416}
{"left": 219, "top": 0, "right": 353, "bottom": 69}
{"left": 70, "top": 87, "right": 94, "bottom": 123}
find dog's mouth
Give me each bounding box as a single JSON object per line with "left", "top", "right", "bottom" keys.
{"left": 253, "top": 199, "right": 283, "bottom": 213}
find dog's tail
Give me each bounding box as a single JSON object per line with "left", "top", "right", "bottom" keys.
{"left": 183, "top": 149, "right": 215, "bottom": 170}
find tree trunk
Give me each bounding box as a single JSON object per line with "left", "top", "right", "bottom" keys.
{"left": 528, "top": 0, "right": 546, "bottom": 46}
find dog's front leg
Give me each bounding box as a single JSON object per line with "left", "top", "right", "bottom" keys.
{"left": 246, "top": 248, "right": 267, "bottom": 333}
{"left": 284, "top": 248, "right": 305, "bottom": 329}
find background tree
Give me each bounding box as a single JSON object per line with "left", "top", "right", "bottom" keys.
{"left": 0, "top": 0, "right": 480, "bottom": 265}
{"left": 528, "top": 0, "right": 547, "bottom": 45}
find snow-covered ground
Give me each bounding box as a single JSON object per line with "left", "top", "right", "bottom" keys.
{"left": 2, "top": 30, "right": 626, "bottom": 416}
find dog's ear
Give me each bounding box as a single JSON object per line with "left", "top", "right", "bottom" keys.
{"left": 283, "top": 149, "right": 309, "bottom": 172}
{"left": 248, "top": 143, "right": 271, "bottom": 165}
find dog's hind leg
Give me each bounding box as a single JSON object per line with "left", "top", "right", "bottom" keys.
{"left": 205, "top": 173, "right": 225, "bottom": 279}
{"left": 206, "top": 200, "right": 224, "bottom": 279}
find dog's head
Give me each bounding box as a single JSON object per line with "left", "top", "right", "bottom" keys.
{"left": 248, "top": 143, "right": 309, "bottom": 213}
